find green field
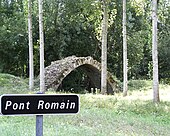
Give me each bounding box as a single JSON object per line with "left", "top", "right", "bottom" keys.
{"left": 0, "top": 74, "right": 170, "bottom": 136}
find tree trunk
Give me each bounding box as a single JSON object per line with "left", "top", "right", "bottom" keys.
{"left": 123, "top": 0, "right": 128, "bottom": 96}
{"left": 28, "top": 0, "right": 34, "bottom": 91}
{"left": 101, "top": 0, "right": 108, "bottom": 94}
{"left": 152, "top": 0, "right": 160, "bottom": 102}
{"left": 38, "top": 0, "right": 45, "bottom": 93}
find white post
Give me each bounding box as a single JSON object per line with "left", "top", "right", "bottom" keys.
{"left": 152, "top": 0, "right": 160, "bottom": 102}
{"left": 39, "top": 0, "right": 45, "bottom": 93}
{"left": 28, "top": 0, "right": 34, "bottom": 91}
{"left": 101, "top": 0, "right": 108, "bottom": 94}
{"left": 123, "top": 0, "right": 128, "bottom": 96}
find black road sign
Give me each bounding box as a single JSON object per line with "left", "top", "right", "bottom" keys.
{"left": 0, "top": 94, "right": 79, "bottom": 115}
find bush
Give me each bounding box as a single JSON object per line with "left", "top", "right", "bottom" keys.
{"left": 128, "top": 80, "right": 152, "bottom": 91}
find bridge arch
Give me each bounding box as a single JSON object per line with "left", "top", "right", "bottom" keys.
{"left": 45, "top": 56, "right": 118, "bottom": 94}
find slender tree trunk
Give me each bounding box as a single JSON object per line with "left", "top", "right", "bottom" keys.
{"left": 28, "top": 0, "right": 34, "bottom": 91}
{"left": 101, "top": 0, "right": 108, "bottom": 94}
{"left": 38, "top": 0, "right": 45, "bottom": 93}
{"left": 152, "top": 0, "right": 160, "bottom": 103}
{"left": 123, "top": 0, "right": 128, "bottom": 96}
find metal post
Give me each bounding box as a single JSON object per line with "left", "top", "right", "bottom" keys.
{"left": 36, "top": 92, "right": 43, "bottom": 136}
{"left": 36, "top": 115, "right": 43, "bottom": 136}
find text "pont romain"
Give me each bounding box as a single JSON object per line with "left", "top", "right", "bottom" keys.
{"left": 0, "top": 94, "right": 79, "bottom": 115}
{"left": 5, "top": 100, "right": 76, "bottom": 110}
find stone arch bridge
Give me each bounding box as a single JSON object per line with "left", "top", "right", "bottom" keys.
{"left": 45, "top": 56, "right": 119, "bottom": 94}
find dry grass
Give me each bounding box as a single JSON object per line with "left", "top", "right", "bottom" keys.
{"left": 0, "top": 74, "right": 170, "bottom": 136}
{"left": 116, "top": 84, "right": 170, "bottom": 102}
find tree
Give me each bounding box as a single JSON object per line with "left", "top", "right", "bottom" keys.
{"left": 107, "top": 0, "right": 123, "bottom": 80}
{"left": 0, "top": 0, "right": 169, "bottom": 92}
{"left": 38, "top": 0, "right": 45, "bottom": 93}
{"left": 0, "top": 0, "right": 28, "bottom": 76}
{"left": 152, "top": 0, "right": 160, "bottom": 102}
{"left": 158, "top": 0, "right": 170, "bottom": 83}
{"left": 28, "top": 0, "right": 34, "bottom": 91}
{"left": 101, "top": 0, "right": 108, "bottom": 94}
{"left": 123, "top": 0, "right": 128, "bottom": 96}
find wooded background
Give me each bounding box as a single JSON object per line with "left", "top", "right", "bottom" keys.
{"left": 0, "top": 0, "right": 169, "bottom": 91}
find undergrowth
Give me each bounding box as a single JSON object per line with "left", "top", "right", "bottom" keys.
{"left": 0, "top": 73, "right": 29, "bottom": 94}
{"left": 0, "top": 73, "right": 170, "bottom": 135}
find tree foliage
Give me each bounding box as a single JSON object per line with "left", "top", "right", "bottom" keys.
{"left": 0, "top": 0, "right": 169, "bottom": 91}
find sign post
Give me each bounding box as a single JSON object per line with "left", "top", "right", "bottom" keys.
{"left": 0, "top": 94, "right": 79, "bottom": 135}
{"left": 36, "top": 115, "right": 43, "bottom": 136}
{"left": 36, "top": 92, "right": 44, "bottom": 136}
{"left": 0, "top": 94, "right": 79, "bottom": 115}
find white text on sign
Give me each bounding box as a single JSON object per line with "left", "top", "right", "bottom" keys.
{"left": 5, "top": 101, "right": 30, "bottom": 110}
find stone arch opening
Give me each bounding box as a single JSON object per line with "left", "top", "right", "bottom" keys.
{"left": 44, "top": 56, "right": 118, "bottom": 94}
{"left": 57, "top": 66, "right": 95, "bottom": 93}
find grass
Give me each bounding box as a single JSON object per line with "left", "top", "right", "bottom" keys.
{"left": 0, "top": 73, "right": 170, "bottom": 136}
{"left": 0, "top": 73, "right": 29, "bottom": 94}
